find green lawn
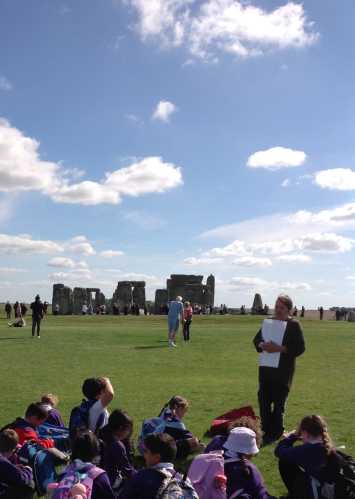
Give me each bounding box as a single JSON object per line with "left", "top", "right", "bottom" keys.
{"left": 0, "top": 313, "right": 354, "bottom": 496}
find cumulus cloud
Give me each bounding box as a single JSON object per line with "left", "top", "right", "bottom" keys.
{"left": 122, "top": 0, "right": 318, "bottom": 61}
{"left": 281, "top": 178, "right": 291, "bottom": 187}
{"left": 247, "top": 146, "right": 307, "bottom": 170}
{"left": 0, "top": 233, "right": 63, "bottom": 255}
{"left": 0, "top": 119, "right": 183, "bottom": 205}
{"left": 100, "top": 250, "right": 125, "bottom": 258}
{"left": 314, "top": 168, "right": 355, "bottom": 191}
{"left": 65, "top": 236, "right": 96, "bottom": 256}
{"left": 48, "top": 257, "right": 88, "bottom": 269}
{"left": 233, "top": 256, "right": 272, "bottom": 268}
{"left": 152, "top": 100, "right": 177, "bottom": 122}
{"left": 0, "top": 77, "right": 12, "bottom": 91}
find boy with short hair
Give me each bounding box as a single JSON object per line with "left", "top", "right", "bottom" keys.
{"left": 82, "top": 377, "right": 115, "bottom": 433}
{"left": 120, "top": 433, "right": 177, "bottom": 499}
{"left": 7, "top": 403, "right": 55, "bottom": 448}
{"left": 0, "top": 429, "right": 35, "bottom": 499}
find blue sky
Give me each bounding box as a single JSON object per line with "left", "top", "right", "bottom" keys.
{"left": 0, "top": 0, "right": 354, "bottom": 307}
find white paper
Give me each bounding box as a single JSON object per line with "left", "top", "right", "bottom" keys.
{"left": 259, "top": 319, "right": 287, "bottom": 368}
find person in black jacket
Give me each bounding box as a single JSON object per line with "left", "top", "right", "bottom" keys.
{"left": 30, "top": 295, "right": 44, "bottom": 338}
{"left": 253, "top": 294, "right": 305, "bottom": 445}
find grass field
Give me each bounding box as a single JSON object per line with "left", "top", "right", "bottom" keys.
{"left": 0, "top": 313, "right": 354, "bottom": 496}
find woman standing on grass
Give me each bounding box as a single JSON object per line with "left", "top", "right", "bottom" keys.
{"left": 183, "top": 301, "right": 193, "bottom": 342}
{"left": 253, "top": 294, "right": 305, "bottom": 445}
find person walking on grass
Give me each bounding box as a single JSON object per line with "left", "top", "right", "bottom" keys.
{"left": 183, "top": 301, "right": 193, "bottom": 343}
{"left": 5, "top": 301, "right": 12, "bottom": 320}
{"left": 167, "top": 296, "right": 184, "bottom": 348}
{"left": 30, "top": 294, "right": 44, "bottom": 339}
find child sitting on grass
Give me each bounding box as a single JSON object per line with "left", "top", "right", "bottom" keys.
{"left": 120, "top": 433, "right": 197, "bottom": 499}
{"left": 99, "top": 409, "right": 136, "bottom": 492}
{"left": 206, "top": 415, "right": 263, "bottom": 453}
{"left": 4, "top": 403, "right": 55, "bottom": 449}
{"left": 0, "top": 429, "right": 34, "bottom": 499}
{"left": 159, "top": 396, "right": 205, "bottom": 458}
{"left": 224, "top": 427, "right": 276, "bottom": 499}
{"left": 275, "top": 415, "right": 334, "bottom": 499}
{"left": 50, "top": 431, "right": 114, "bottom": 499}
{"left": 41, "top": 394, "right": 65, "bottom": 428}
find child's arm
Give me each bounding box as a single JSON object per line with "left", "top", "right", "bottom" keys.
{"left": 274, "top": 434, "right": 305, "bottom": 465}
{"left": 99, "top": 377, "right": 115, "bottom": 408}
{"left": 0, "top": 459, "right": 33, "bottom": 487}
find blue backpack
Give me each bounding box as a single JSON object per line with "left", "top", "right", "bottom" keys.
{"left": 38, "top": 423, "right": 71, "bottom": 452}
{"left": 17, "top": 441, "right": 59, "bottom": 496}
{"left": 69, "top": 400, "right": 97, "bottom": 439}
{"left": 138, "top": 417, "right": 167, "bottom": 455}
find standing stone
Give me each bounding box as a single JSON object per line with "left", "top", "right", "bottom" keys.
{"left": 348, "top": 311, "right": 355, "bottom": 322}
{"left": 132, "top": 282, "right": 146, "bottom": 309}
{"left": 251, "top": 293, "right": 263, "bottom": 315}
{"left": 112, "top": 282, "right": 133, "bottom": 310}
{"left": 73, "top": 287, "right": 89, "bottom": 315}
{"left": 155, "top": 289, "right": 168, "bottom": 314}
{"left": 52, "top": 283, "right": 73, "bottom": 315}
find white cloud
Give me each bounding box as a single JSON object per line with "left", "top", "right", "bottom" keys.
{"left": 247, "top": 146, "right": 307, "bottom": 170}
{"left": 125, "top": 113, "right": 144, "bottom": 125}
{"left": 100, "top": 250, "right": 125, "bottom": 258}
{"left": 0, "top": 233, "right": 63, "bottom": 255}
{"left": 281, "top": 178, "right": 291, "bottom": 187}
{"left": 152, "top": 101, "right": 177, "bottom": 122}
{"left": 0, "top": 77, "right": 12, "bottom": 91}
{"left": 275, "top": 254, "right": 312, "bottom": 263}
{"left": 123, "top": 0, "right": 318, "bottom": 61}
{"left": 0, "top": 119, "right": 183, "bottom": 205}
{"left": 48, "top": 257, "right": 88, "bottom": 269}
{"left": 233, "top": 256, "right": 272, "bottom": 268}
{"left": 183, "top": 256, "right": 222, "bottom": 265}
{"left": 314, "top": 168, "right": 355, "bottom": 191}
{"left": 65, "top": 236, "right": 96, "bottom": 256}
{"left": 346, "top": 276, "right": 355, "bottom": 281}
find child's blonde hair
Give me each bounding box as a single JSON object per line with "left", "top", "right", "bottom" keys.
{"left": 41, "top": 393, "right": 59, "bottom": 407}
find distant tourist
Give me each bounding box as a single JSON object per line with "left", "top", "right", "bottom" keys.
{"left": 30, "top": 294, "right": 44, "bottom": 338}
{"left": 183, "top": 301, "right": 193, "bottom": 343}
{"left": 319, "top": 306, "right": 324, "bottom": 320}
{"left": 53, "top": 303, "right": 60, "bottom": 315}
{"left": 301, "top": 306, "right": 305, "bottom": 318}
{"left": 240, "top": 305, "right": 246, "bottom": 315}
{"left": 43, "top": 301, "right": 48, "bottom": 315}
{"left": 253, "top": 294, "right": 305, "bottom": 445}
{"left": 20, "top": 303, "right": 27, "bottom": 317}
{"left": 8, "top": 317, "right": 26, "bottom": 328}
{"left": 13, "top": 301, "right": 21, "bottom": 319}
{"left": 82, "top": 303, "right": 88, "bottom": 315}
{"left": 4, "top": 301, "right": 11, "bottom": 320}
{"left": 167, "top": 296, "right": 184, "bottom": 348}
{"left": 292, "top": 306, "right": 298, "bottom": 317}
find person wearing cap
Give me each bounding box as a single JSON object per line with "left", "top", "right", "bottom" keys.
{"left": 253, "top": 294, "right": 305, "bottom": 445}
{"left": 30, "top": 294, "right": 45, "bottom": 339}
{"left": 223, "top": 427, "right": 276, "bottom": 499}
{"left": 167, "top": 296, "right": 184, "bottom": 348}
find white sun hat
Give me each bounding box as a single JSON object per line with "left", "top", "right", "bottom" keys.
{"left": 223, "top": 427, "right": 259, "bottom": 455}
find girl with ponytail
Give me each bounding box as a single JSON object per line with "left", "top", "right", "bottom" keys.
{"left": 275, "top": 414, "right": 334, "bottom": 498}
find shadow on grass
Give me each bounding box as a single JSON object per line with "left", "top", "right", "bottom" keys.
{"left": 134, "top": 345, "right": 168, "bottom": 350}
{"left": 0, "top": 337, "right": 28, "bottom": 341}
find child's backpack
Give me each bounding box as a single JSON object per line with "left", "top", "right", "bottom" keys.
{"left": 157, "top": 469, "right": 199, "bottom": 499}
{"left": 17, "top": 441, "right": 60, "bottom": 497}
{"left": 38, "top": 423, "right": 71, "bottom": 452}
{"left": 138, "top": 417, "right": 167, "bottom": 455}
{"left": 187, "top": 451, "right": 242, "bottom": 499}
{"left": 69, "top": 400, "right": 97, "bottom": 439}
{"left": 47, "top": 460, "right": 105, "bottom": 499}
{"left": 315, "top": 451, "right": 355, "bottom": 499}
{"left": 208, "top": 406, "right": 257, "bottom": 436}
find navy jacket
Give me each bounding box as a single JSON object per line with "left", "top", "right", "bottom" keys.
{"left": 0, "top": 454, "right": 34, "bottom": 495}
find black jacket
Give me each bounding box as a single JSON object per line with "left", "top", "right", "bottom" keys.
{"left": 253, "top": 318, "right": 305, "bottom": 389}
